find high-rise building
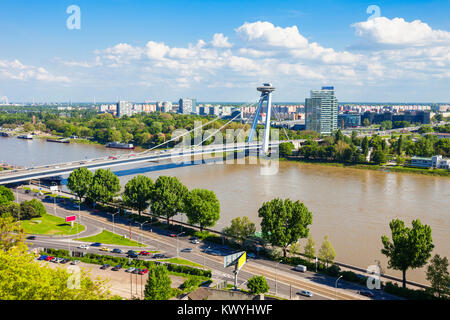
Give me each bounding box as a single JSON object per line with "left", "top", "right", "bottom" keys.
{"left": 117, "top": 101, "right": 133, "bottom": 118}
{"left": 305, "top": 86, "right": 338, "bottom": 135}
{"left": 178, "top": 98, "right": 196, "bottom": 114}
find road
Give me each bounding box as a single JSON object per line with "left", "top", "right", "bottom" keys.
{"left": 17, "top": 189, "right": 400, "bottom": 300}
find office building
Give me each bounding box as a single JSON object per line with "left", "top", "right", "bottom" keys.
{"left": 338, "top": 113, "right": 361, "bottom": 128}
{"left": 178, "top": 98, "right": 196, "bottom": 114}
{"left": 305, "top": 86, "right": 338, "bottom": 135}
{"left": 117, "top": 101, "right": 133, "bottom": 118}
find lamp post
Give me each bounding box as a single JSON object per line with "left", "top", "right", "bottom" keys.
{"left": 176, "top": 232, "right": 185, "bottom": 257}
{"left": 111, "top": 211, "right": 118, "bottom": 234}
{"left": 335, "top": 275, "right": 343, "bottom": 300}
{"left": 203, "top": 246, "right": 210, "bottom": 270}
{"left": 138, "top": 221, "right": 149, "bottom": 246}
{"left": 275, "top": 260, "right": 282, "bottom": 296}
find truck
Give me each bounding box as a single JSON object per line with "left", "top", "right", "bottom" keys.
{"left": 294, "top": 264, "right": 307, "bottom": 272}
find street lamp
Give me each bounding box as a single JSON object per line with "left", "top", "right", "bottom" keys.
{"left": 176, "top": 232, "right": 185, "bottom": 257}
{"left": 335, "top": 275, "right": 343, "bottom": 300}
{"left": 275, "top": 260, "right": 282, "bottom": 296}
{"left": 111, "top": 210, "right": 118, "bottom": 234}
{"left": 138, "top": 221, "right": 149, "bottom": 246}
{"left": 203, "top": 246, "right": 210, "bottom": 270}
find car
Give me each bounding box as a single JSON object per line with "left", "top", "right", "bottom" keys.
{"left": 139, "top": 251, "right": 151, "bottom": 256}
{"left": 181, "top": 248, "right": 193, "bottom": 253}
{"left": 247, "top": 252, "right": 257, "bottom": 259}
{"left": 297, "top": 290, "right": 313, "bottom": 297}
{"left": 91, "top": 242, "right": 102, "bottom": 247}
{"left": 52, "top": 257, "right": 62, "bottom": 263}
{"left": 153, "top": 253, "right": 166, "bottom": 259}
{"left": 45, "top": 256, "right": 54, "bottom": 261}
{"left": 294, "top": 265, "right": 307, "bottom": 272}
{"left": 60, "top": 258, "right": 70, "bottom": 264}
{"left": 169, "top": 233, "right": 176, "bottom": 238}
{"left": 111, "top": 248, "right": 123, "bottom": 254}
{"left": 100, "top": 247, "right": 110, "bottom": 252}
{"left": 190, "top": 239, "right": 200, "bottom": 244}
{"left": 112, "top": 264, "right": 122, "bottom": 271}
{"left": 126, "top": 250, "right": 137, "bottom": 255}
{"left": 78, "top": 244, "right": 89, "bottom": 250}
{"left": 25, "top": 189, "right": 31, "bottom": 194}
{"left": 132, "top": 268, "right": 141, "bottom": 274}
{"left": 27, "top": 235, "right": 36, "bottom": 240}
{"left": 125, "top": 267, "right": 136, "bottom": 273}
{"left": 38, "top": 255, "right": 48, "bottom": 261}
{"left": 71, "top": 260, "right": 80, "bottom": 265}
{"left": 139, "top": 268, "right": 149, "bottom": 275}
{"left": 127, "top": 253, "right": 138, "bottom": 258}
{"left": 108, "top": 156, "right": 117, "bottom": 160}
{"left": 358, "top": 290, "right": 374, "bottom": 298}
{"left": 100, "top": 264, "right": 110, "bottom": 270}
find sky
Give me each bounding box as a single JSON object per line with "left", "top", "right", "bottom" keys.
{"left": 0, "top": 0, "right": 449, "bottom": 103}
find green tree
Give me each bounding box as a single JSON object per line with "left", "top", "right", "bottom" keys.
{"left": 87, "top": 169, "right": 121, "bottom": 205}
{"left": 247, "top": 275, "right": 269, "bottom": 295}
{"left": 27, "top": 199, "right": 46, "bottom": 217}
{"left": 381, "top": 219, "right": 434, "bottom": 288}
{"left": 258, "top": 199, "right": 313, "bottom": 257}
{"left": 380, "top": 120, "right": 393, "bottom": 130}
{"left": 185, "top": 189, "right": 220, "bottom": 232}
{"left": 318, "top": 235, "right": 336, "bottom": 267}
{"left": 426, "top": 254, "right": 450, "bottom": 299}
{"left": 0, "top": 186, "right": 14, "bottom": 205}
{"left": 279, "top": 142, "right": 294, "bottom": 158}
{"left": 150, "top": 176, "right": 188, "bottom": 225}
{"left": 363, "top": 118, "right": 370, "bottom": 127}
{"left": 372, "top": 149, "right": 387, "bottom": 164}
{"left": 361, "top": 136, "right": 369, "bottom": 157}
{"left": 19, "top": 201, "right": 38, "bottom": 220}
{"left": 224, "top": 216, "right": 256, "bottom": 243}
{"left": 0, "top": 215, "right": 26, "bottom": 252}
{"left": 67, "top": 167, "right": 94, "bottom": 203}
{"left": 123, "top": 175, "right": 153, "bottom": 216}
{"left": 144, "top": 265, "right": 172, "bottom": 300}
{"left": 304, "top": 235, "right": 316, "bottom": 262}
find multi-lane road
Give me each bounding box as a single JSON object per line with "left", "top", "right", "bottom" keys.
{"left": 18, "top": 189, "right": 400, "bottom": 300}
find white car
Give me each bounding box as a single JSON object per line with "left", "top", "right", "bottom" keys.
{"left": 78, "top": 244, "right": 89, "bottom": 250}
{"left": 190, "top": 239, "right": 200, "bottom": 244}
{"left": 297, "top": 290, "right": 313, "bottom": 297}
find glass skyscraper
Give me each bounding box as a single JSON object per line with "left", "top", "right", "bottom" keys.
{"left": 305, "top": 86, "right": 338, "bottom": 135}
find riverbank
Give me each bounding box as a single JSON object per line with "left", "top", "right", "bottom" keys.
{"left": 282, "top": 156, "right": 450, "bottom": 177}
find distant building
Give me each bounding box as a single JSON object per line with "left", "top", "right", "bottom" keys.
{"left": 117, "top": 101, "right": 133, "bottom": 118}
{"left": 410, "top": 155, "right": 449, "bottom": 169}
{"left": 305, "top": 86, "right": 338, "bottom": 135}
{"left": 338, "top": 113, "right": 361, "bottom": 128}
{"left": 178, "top": 98, "right": 196, "bottom": 114}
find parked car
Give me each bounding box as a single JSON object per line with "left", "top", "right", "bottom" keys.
{"left": 181, "top": 248, "right": 193, "bottom": 253}
{"left": 358, "top": 290, "right": 374, "bottom": 298}
{"left": 169, "top": 233, "right": 176, "bottom": 238}
{"left": 139, "top": 268, "right": 149, "bottom": 275}
{"left": 100, "top": 264, "right": 110, "bottom": 270}
{"left": 125, "top": 267, "right": 136, "bottom": 273}
{"left": 297, "top": 290, "right": 313, "bottom": 297}
{"left": 45, "top": 256, "right": 54, "bottom": 261}
{"left": 112, "top": 264, "right": 122, "bottom": 271}
{"left": 38, "top": 255, "right": 48, "bottom": 261}
{"left": 132, "top": 268, "right": 141, "bottom": 274}
{"left": 52, "top": 257, "right": 63, "bottom": 263}
{"left": 91, "top": 242, "right": 102, "bottom": 247}
{"left": 139, "top": 251, "right": 151, "bottom": 256}
{"left": 294, "top": 265, "right": 307, "bottom": 272}
{"left": 60, "top": 258, "right": 70, "bottom": 264}
{"left": 71, "top": 260, "right": 80, "bottom": 265}
{"left": 111, "top": 248, "right": 123, "bottom": 254}
{"left": 153, "top": 253, "right": 166, "bottom": 259}
{"left": 78, "top": 244, "right": 89, "bottom": 250}
{"left": 190, "top": 239, "right": 200, "bottom": 244}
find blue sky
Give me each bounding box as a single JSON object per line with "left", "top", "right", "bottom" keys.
{"left": 0, "top": 0, "right": 449, "bottom": 102}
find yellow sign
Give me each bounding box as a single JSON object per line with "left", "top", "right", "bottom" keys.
{"left": 237, "top": 252, "right": 246, "bottom": 270}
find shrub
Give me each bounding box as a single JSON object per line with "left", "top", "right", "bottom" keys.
{"left": 325, "top": 265, "right": 341, "bottom": 277}
{"left": 247, "top": 276, "right": 269, "bottom": 295}
{"left": 384, "top": 282, "right": 437, "bottom": 300}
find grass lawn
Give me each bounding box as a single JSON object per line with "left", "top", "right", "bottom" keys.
{"left": 21, "top": 213, "right": 85, "bottom": 236}
{"left": 157, "top": 257, "right": 203, "bottom": 268}
{"left": 75, "top": 230, "right": 145, "bottom": 247}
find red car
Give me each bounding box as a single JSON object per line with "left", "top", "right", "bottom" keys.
{"left": 169, "top": 234, "right": 176, "bottom": 238}
{"left": 108, "top": 156, "right": 118, "bottom": 160}
{"left": 139, "top": 268, "right": 149, "bottom": 275}
{"left": 45, "top": 256, "right": 54, "bottom": 261}
{"left": 139, "top": 251, "right": 151, "bottom": 256}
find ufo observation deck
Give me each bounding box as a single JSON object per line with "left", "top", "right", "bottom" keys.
{"left": 257, "top": 83, "right": 275, "bottom": 93}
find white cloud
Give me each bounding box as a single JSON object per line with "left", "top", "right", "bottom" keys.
{"left": 211, "top": 33, "right": 233, "bottom": 48}
{"left": 353, "top": 17, "right": 450, "bottom": 47}
{"left": 0, "top": 59, "right": 70, "bottom": 82}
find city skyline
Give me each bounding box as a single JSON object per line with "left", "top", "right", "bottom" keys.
{"left": 1, "top": 1, "right": 450, "bottom": 102}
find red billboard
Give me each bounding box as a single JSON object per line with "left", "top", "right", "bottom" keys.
{"left": 66, "top": 216, "right": 76, "bottom": 222}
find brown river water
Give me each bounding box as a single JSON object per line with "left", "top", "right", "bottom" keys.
{"left": 1, "top": 137, "right": 449, "bottom": 285}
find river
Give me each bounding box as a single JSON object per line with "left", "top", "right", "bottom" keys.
{"left": 1, "top": 136, "right": 449, "bottom": 285}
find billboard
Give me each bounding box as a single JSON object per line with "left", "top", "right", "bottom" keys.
{"left": 66, "top": 216, "right": 76, "bottom": 222}
{"left": 237, "top": 251, "right": 246, "bottom": 271}
{"left": 224, "top": 251, "right": 246, "bottom": 268}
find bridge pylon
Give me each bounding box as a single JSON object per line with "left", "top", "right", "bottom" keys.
{"left": 247, "top": 83, "right": 275, "bottom": 154}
